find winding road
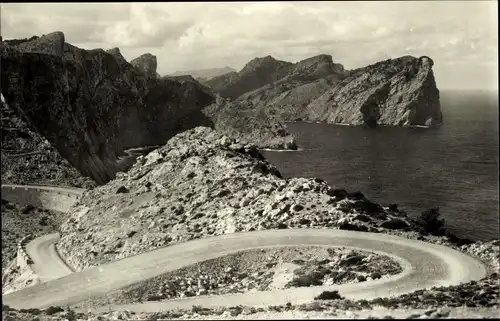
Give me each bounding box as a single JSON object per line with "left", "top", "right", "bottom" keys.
{"left": 1, "top": 184, "right": 487, "bottom": 313}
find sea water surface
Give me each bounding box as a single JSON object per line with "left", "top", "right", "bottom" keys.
{"left": 261, "top": 90, "right": 499, "bottom": 241}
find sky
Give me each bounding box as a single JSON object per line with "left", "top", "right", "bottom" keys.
{"left": 1, "top": 1, "right": 497, "bottom": 91}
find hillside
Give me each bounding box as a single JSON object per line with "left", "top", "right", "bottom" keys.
{"left": 55, "top": 126, "right": 483, "bottom": 271}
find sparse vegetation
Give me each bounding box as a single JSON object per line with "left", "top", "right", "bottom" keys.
{"left": 417, "top": 207, "right": 445, "bottom": 236}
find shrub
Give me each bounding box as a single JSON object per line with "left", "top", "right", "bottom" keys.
{"left": 45, "top": 306, "right": 64, "bottom": 315}
{"left": 19, "top": 308, "right": 41, "bottom": 315}
{"left": 327, "top": 188, "right": 349, "bottom": 199}
{"left": 286, "top": 274, "right": 323, "bottom": 287}
{"left": 39, "top": 216, "right": 49, "bottom": 226}
{"left": 380, "top": 218, "right": 410, "bottom": 230}
{"left": 353, "top": 199, "right": 383, "bottom": 215}
{"left": 418, "top": 207, "right": 445, "bottom": 235}
{"left": 347, "top": 191, "right": 365, "bottom": 200}
{"left": 445, "top": 231, "right": 474, "bottom": 246}
{"left": 315, "top": 290, "right": 344, "bottom": 300}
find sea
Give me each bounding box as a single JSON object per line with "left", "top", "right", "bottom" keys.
{"left": 261, "top": 90, "right": 499, "bottom": 241}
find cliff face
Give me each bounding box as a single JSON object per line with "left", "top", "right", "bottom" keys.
{"left": 1, "top": 32, "right": 215, "bottom": 184}
{"left": 1, "top": 96, "right": 96, "bottom": 188}
{"left": 302, "top": 56, "right": 442, "bottom": 127}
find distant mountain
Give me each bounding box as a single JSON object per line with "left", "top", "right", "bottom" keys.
{"left": 169, "top": 67, "right": 237, "bottom": 81}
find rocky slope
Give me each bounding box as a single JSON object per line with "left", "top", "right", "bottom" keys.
{"left": 202, "top": 95, "right": 298, "bottom": 150}
{"left": 55, "top": 127, "right": 416, "bottom": 270}
{"left": 3, "top": 304, "right": 500, "bottom": 320}
{"left": 79, "top": 247, "right": 401, "bottom": 306}
{"left": 1, "top": 199, "right": 64, "bottom": 269}
{"left": 1, "top": 32, "right": 215, "bottom": 185}
{"left": 54, "top": 127, "right": 491, "bottom": 271}
{"left": 1, "top": 97, "right": 96, "bottom": 188}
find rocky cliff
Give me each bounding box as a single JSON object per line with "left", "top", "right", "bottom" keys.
{"left": 1, "top": 32, "right": 215, "bottom": 184}
{"left": 301, "top": 56, "right": 442, "bottom": 127}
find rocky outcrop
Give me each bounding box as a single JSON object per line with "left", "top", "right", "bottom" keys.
{"left": 1, "top": 32, "right": 215, "bottom": 184}
{"left": 295, "top": 56, "right": 442, "bottom": 127}
{"left": 130, "top": 53, "right": 158, "bottom": 80}
{"left": 56, "top": 126, "right": 417, "bottom": 270}
{"left": 203, "top": 96, "right": 298, "bottom": 150}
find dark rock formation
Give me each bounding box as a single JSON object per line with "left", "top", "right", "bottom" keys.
{"left": 1, "top": 96, "right": 96, "bottom": 188}
{"left": 130, "top": 53, "right": 158, "bottom": 80}
{"left": 1, "top": 32, "right": 215, "bottom": 184}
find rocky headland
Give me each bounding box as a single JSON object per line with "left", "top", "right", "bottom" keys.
{"left": 301, "top": 56, "right": 443, "bottom": 127}
{"left": 1, "top": 33, "right": 443, "bottom": 186}
{"left": 201, "top": 53, "right": 442, "bottom": 150}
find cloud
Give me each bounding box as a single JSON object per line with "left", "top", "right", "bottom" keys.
{"left": 1, "top": 1, "right": 497, "bottom": 90}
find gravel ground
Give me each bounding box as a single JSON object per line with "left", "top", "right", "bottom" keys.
{"left": 74, "top": 246, "right": 402, "bottom": 308}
